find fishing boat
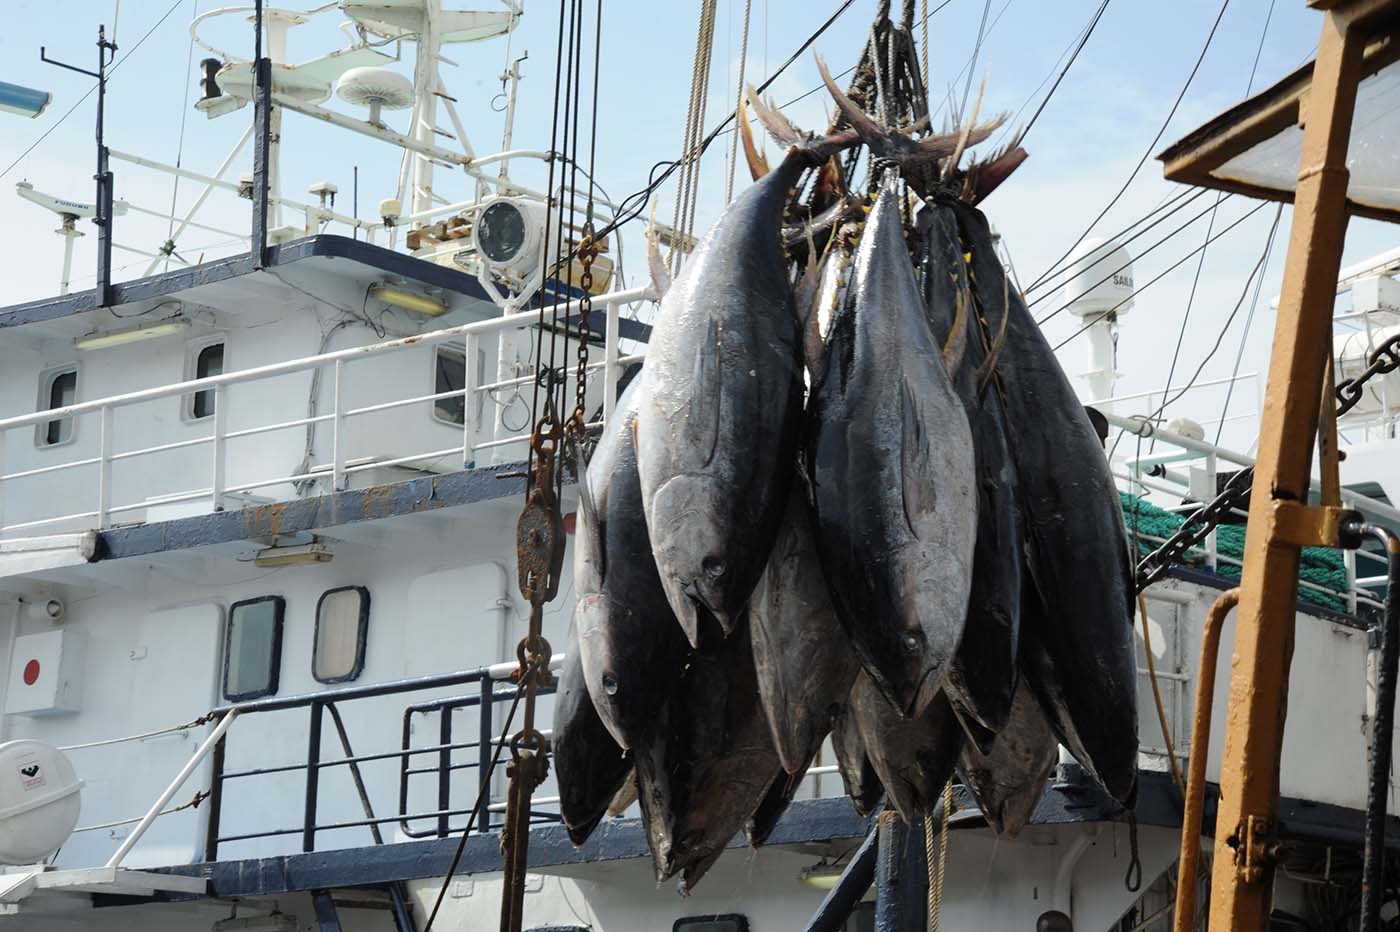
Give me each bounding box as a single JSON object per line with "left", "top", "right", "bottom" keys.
{"left": 0, "top": 2, "right": 1396, "bottom": 930}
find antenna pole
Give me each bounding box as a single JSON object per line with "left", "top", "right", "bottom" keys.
{"left": 250, "top": 0, "right": 271, "bottom": 266}
{"left": 40, "top": 24, "right": 117, "bottom": 307}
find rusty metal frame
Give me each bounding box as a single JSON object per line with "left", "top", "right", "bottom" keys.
{"left": 1154, "top": 2, "right": 1400, "bottom": 929}
{"left": 1157, "top": 1, "right": 1400, "bottom": 223}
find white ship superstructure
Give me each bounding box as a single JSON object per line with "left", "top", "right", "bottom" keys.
{"left": 0, "top": 3, "right": 1395, "bottom": 932}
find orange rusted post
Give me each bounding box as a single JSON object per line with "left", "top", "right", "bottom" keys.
{"left": 1206, "top": 7, "right": 1365, "bottom": 930}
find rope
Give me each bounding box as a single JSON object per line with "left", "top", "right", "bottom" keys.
{"left": 59, "top": 712, "right": 214, "bottom": 751}
{"left": 671, "top": 0, "right": 719, "bottom": 274}
{"left": 73, "top": 789, "right": 207, "bottom": 834}
{"left": 1138, "top": 592, "right": 1186, "bottom": 797}
{"left": 724, "top": 0, "right": 754, "bottom": 204}
{"left": 920, "top": 0, "right": 929, "bottom": 90}
{"left": 927, "top": 780, "right": 952, "bottom": 930}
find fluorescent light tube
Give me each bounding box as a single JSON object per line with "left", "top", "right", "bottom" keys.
{"left": 368, "top": 283, "right": 447, "bottom": 316}
{"left": 74, "top": 318, "right": 190, "bottom": 351}
{"left": 253, "top": 542, "right": 333, "bottom": 568}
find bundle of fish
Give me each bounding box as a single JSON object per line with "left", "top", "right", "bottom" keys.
{"left": 553, "top": 66, "right": 1138, "bottom": 893}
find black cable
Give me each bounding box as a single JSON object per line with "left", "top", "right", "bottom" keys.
{"left": 1018, "top": 0, "right": 1110, "bottom": 142}
{"left": 1, "top": 0, "right": 186, "bottom": 182}
{"left": 1139, "top": 204, "right": 1284, "bottom": 425}
{"left": 1050, "top": 201, "right": 1269, "bottom": 351}
{"left": 1031, "top": 190, "right": 1227, "bottom": 323}
{"left": 1026, "top": 186, "right": 1205, "bottom": 299}
{"left": 1025, "top": 0, "right": 1232, "bottom": 293}
{"left": 590, "top": 0, "right": 861, "bottom": 245}
{"left": 958, "top": 0, "right": 993, "bottom": 119}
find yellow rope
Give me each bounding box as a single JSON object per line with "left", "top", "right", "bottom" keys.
{"left": 921, "top": 0, "right": 929, "bottom": 90}
{"left": 671, "top": 0, "right": 719, "bottom": 275}
{"left": 1139, "top": 592, "right": 1187, "bottom": 796}
{"left": 924, "top": 779, "right": 952, "bottom": 931}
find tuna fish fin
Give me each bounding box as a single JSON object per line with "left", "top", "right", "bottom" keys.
{"left": 941, "top": 69, "right": 988, "bottom": 182}
{"left": 963, "top": 132, "right": 1028, "bottom": 205}
{"left": 899, "top": 377, "right": 936, "bottom": 539}
{"left": 683, "top": 317, "right": 722, "bottom": 470}
{"left": 646, "top": 200, "right": 672, "bottom": 300}
{"left": 737, "top": 92, "right": 771, "bottom": 180}
{"left": 974, "top": 273, "right": 1012, "bottom": 394}
{"left": 749, "top": 79, "right": 861, "bottom": 163}
{"left": 941, "top": 283, "right": 969, "bottom": 375}
{"left": 817, "top": 54, "right": 1004, "bottom": 165}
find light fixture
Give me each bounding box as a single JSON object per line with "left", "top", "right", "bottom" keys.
{"left": 253, "top": 541, "right": 334, "bottom": 568}
{"left": 368, "top": 282, "right": 447, "bottom": 317}
{"left": 74, "top": 318, "right": 190, "bottom": 351}
{"left": 0, "top": 81, "right": 51, "bottom": 119}
{"left": 798, "top": 861, "right": 845, "bottom": 890}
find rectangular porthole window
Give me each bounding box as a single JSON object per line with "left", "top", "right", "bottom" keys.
{"left": 184, "top": 336, "right": 225, "bottom": 420}
{"left": 432, "top": 344, "right": 486, "bottom": 427}
{"left": 313, "top": 586, "right": 369, "bottom": 684}
{"left": 223, "top": 596, "right": 285, "bottom": 701}
{"left": 674, "top": 916, "right": 750, "bottom": 932}
{"left": 36, "top": 365, "right": 78, "bottom": 447}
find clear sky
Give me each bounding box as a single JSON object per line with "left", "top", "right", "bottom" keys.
{"left": 0, "top": 0, "right": 1394, "bottom": 453}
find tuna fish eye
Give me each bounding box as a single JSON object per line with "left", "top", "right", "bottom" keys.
{"left": 702, "top": 556, "right": 726, "bottom": 579}
{"left": 902, "top": 633, "right": 922, "bottom": 654}
{"left": 601, "top": 673, "right": 619, "bottom": 696}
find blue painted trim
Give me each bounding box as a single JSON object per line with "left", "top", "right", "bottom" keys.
{"left": 0, "top": 234, "right": 652, "bottom": 341}
{"left": 96, "top": 462, "right": 528, "bottom": 562}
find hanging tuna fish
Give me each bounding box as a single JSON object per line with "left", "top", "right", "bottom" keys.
{"left": 954, "top": 202, "right": 1139, "bottom": 805}
{"left": 553, "top": 638, "right": 632, "bottom": 846}
{"left": 574, "top": 381, "right": 690, "bottom": 753}
{"left": 806, "top": 169, "right": 978, "bottom": 717}
{"left": 634, "top": 128, "right": 858, "bottom": 648}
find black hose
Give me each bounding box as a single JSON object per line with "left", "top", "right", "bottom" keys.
{"left": 1356, "top": 522, "right": 1400, "bottom": 932}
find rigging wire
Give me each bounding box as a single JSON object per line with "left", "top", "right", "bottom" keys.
{"left": 724, "top": 0, "right": 754, "bottom": 204}
{"left": 1134, "top": 204, "right": 1285, "bottom": 426}
{"left": 958, "top": 0, "right": 993, "bottom": 119}
{"left": 1049, "top": 200, "right": 1270, "bottom": 351}
{"left": 1151, "top": 0, "right": 1277, "bottom": 447}
{"left": 0, "top": 0, "right": 187, "bottom": 183}
{"left": 163, "top": 0, "right": 201, "bottom": 273}
{"left": 1024, "top": 0, "right": 1232, "bottom": 294}
{"left": 1031, "top": 189, "right": 1226, "bottom": 321}
{"left": 1017, "top": 0, "right": 1111, "bottom": 142}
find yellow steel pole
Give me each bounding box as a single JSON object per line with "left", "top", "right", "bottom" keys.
{"left": 1207, "top": 8, "right": 1365, "bottom": 930}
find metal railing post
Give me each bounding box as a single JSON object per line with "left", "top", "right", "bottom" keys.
{"left": 303, "top": 700, "right": 324, "bottom": 852}
{"left": 1204, "top": 452, "right": 1218, "bottom": 570}
{"left": 603, "top": 297, "right": 620, "bottom": 425}
{"left": 203, "top": 717, "right": 229, "bottom": 862}
{"left": 477, "top": 681, "right": 493, "bottom": 833}
{"left": 464, "top": 334, "right": 479, "bottom": 468}
{"left": 331, "top": 359, "right": 346, "bottom": 491}
{"left": 97, "top": 406, "right": 112, "bottom": 528}
{"left": 107, "top": 709, "right": 240, "bottom": 868}
{"left": 211, "top": 384, "right": 227, "bottom": 510}
{"left": 438, "top": 703, "right": 453, "bottom": 838}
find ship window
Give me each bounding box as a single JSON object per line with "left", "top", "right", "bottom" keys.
{"left": 36, "top": 365, "right": 78, "bottom": 447}
{"left": 674, "top": 916, "right": 749, "bottom": 932}
{"left": 313, "top": 586, "right": 369, "bottom": 683}
{"left": 184, "top": 337, "right": 225, "bottom": 421}
{"left": 432, "top": 344, "right": 486, "bottom": 427}
{"left": 223, "top": 596, "right": 284, "bottom": 701}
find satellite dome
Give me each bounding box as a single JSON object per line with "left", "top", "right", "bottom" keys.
{"left": 337, "top": 67, "right": 415, "bottom": 123}
{"left": 1063, "top": 237, "right": 1135, "bottom": 319}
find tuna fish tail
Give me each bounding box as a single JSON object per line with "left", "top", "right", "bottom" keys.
{"left": 816, "top": 54, "right": 1005, "bottom": 167}
{"left": 747, "top": 81, "right": 862, "bottom": 164}
{"left": 646, "top": 199, "right": 672, "bottom": 300}
{"left": 737, "top": 93, "right": 771, "bottom": 180}
{"left": 962, "top": 132, "right": 1029, "bottom": 205}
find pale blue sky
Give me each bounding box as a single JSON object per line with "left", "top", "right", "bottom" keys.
{"left": 0, "top": 1, "right": 1394, "bottom": 450}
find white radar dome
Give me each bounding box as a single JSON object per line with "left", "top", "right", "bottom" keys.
{"left": 337, "top": 68, "right": 415, "bottom": 124}
{"left": 1062, "top": 237, "right": 1135, "bottom": 319}
{"left": 0, "top": 740, "right": 81, "bottom": 864}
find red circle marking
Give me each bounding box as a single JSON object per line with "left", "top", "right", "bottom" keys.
{"left": 21, "top": 660, "right": 39, "bottom": 686}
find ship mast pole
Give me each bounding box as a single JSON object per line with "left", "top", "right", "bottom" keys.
{"left": 411, "top": 0, "right": 443, "bottom": 218}
{"left": 1202, "top": 5, "right": 1364, "bottom": 929}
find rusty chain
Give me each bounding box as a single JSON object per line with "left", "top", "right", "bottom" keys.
{"left": 1135, "top": 330, "right": 1400, "bottom": 592}
{"left": 569, "top": 227, "right": 598, "bottom": 442}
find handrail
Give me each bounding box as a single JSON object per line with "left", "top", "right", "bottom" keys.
{"left": 0, "top": 284, "right": 652, "bottom": 432}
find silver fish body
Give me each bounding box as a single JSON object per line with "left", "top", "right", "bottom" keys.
{"left": 919, "top": 202, "right": 1023, "bottom": 745}
{"left": 553, "top": 635, "right": 632, "bottom": 847}
{"left": 848, "top": 672, "right": 961, "bottom": 823}
{"left": 574, "top": 382, "right": 690, "bottom": 751}
{"left": 635, "top": 154, "right": 809, "bottom": 646}
{"left": 807, "top": 173, "right": 977, "bottom": 716}
{"left": 954, "top": 202, "right": 1138, "bottom": 805}
{"left": 751, "top": 483, "right": 860, "bottom": 774}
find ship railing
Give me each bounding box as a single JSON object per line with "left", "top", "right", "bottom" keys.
{"left": 1106, "top": 410, "right": 1396, "bottom": 614}
{"left": 0, "top": 283, "right": 651, "bottom": 538}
